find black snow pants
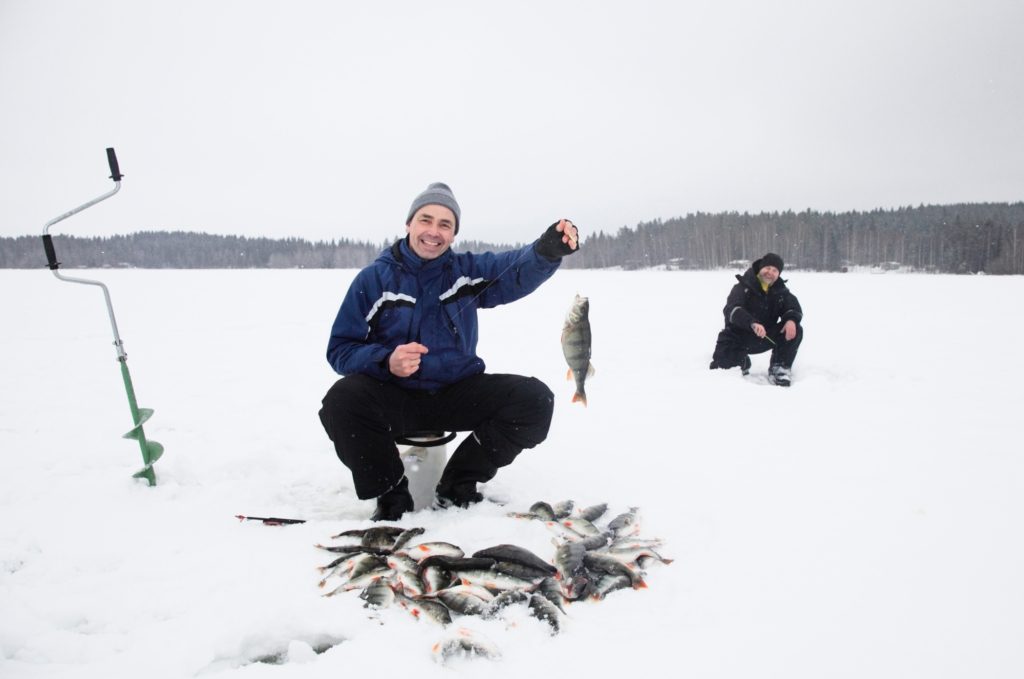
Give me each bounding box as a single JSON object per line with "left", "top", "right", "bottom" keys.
{"left": 712, "top": 324, "right": 803, "bottom": 370}
{"left": 318, "top": 373, "right": 554, "bottom": 499}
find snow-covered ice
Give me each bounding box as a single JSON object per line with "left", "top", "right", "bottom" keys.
{"left": 2, "top": 268, "right": 1023, "bottom": 678}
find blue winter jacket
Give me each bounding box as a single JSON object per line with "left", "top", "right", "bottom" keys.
{"left": 327, "top": 237, "right": 561, "bottom": 390}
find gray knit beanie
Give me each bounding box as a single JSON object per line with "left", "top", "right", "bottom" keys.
{"left": 406, "top": 182, "right": 461, "bottom": 234}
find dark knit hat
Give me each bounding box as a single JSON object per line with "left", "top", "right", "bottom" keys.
{"left": 755, "top": 252, "right": 784, "bottom": 273}
{"left": 406, "top": 182, "right": 461, "bottom": 234}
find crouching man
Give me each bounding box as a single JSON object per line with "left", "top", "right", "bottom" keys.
{"left": 708, "top": 252, "right": 803, "bottom": 386}
{"left": 319, "top": 182, "right": 580, "bottom": 520}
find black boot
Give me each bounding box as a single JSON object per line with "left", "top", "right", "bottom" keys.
{"left": 709, "top": 354, "right": 750, "bottom": 375}
{"left": 370, "top": 476, "right": 414, "bottom": 521}
{"left": 434, "top": 481, "right": 484, "bottom": 509}
{"left": 768, "top": 364, "right": 791, "bottom": 387}
{"left": 434, "top": 434, "right": 495, "bottom": 509}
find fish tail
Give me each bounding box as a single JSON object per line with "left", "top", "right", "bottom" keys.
{"left": 572, "top": 391, "right": 588, "bottom": 407}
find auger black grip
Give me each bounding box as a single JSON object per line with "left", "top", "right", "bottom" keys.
{"left": 42, "top": 234, "right": 60, "bottom": 270}
{"left": 106, "top": 147, "right": 123, "bottom": 181}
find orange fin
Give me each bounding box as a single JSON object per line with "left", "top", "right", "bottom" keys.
{"left": 572, "top": 392, "right": 588, "bottom": 407}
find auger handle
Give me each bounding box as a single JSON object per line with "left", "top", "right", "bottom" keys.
{"left": 42, "top": 234, "right": 60, "bottom": 270}
{"left": 107, "top": 147, "right": 123, "bottom": 181}
{"left": 43, "top": 147, "right": 123, "bottom": 268}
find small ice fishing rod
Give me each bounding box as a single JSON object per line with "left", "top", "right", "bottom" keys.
{"left": 41, "top": 148, "right": 164, "bottom": 486}
{"left": 236, "top": 515, "right": 307, "bottom": 526}
{"left": 452, "top": 220, "right": 579, "bottom": 318}
{"left": 452, "top": 246, "right": 534, "bottom": 318}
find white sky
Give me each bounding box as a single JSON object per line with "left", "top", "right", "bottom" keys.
{"left": 2, "top": 0, "right": 1022, "bottom": 245}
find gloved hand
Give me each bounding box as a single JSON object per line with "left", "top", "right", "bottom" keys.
{"left": 534, "top": 219, "right": 581, "bottom": 260}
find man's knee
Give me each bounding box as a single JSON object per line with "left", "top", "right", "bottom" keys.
{"left": 712, "top": 336, "right": 744, "bottom": 369}
{"left": 319, "top": 375, "right": 385, "bottom": 436}
{"left": 323, "top": 374, "right": 372, "bottom": 406}
{"left": 484, "top": 376, "right": 554, "bottom": 451}
{"left": 780, "top": 324, "right": 804, "bottom": 350}
{"left": 514, "top": 376, "right": 554, "bottom": 422}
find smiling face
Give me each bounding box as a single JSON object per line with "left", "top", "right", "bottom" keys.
{"left": 406, "top": 205, "right": 456, "bottom": 260}
{"left": 757, "top": 265, "right": 780, "bottom": 287}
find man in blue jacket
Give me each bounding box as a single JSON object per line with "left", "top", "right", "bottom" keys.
{"left": 319, "top": 182, "right": 580, "bottom": 521}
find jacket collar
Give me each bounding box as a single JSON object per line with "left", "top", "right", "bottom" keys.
{"left": 737, "top": 267, "right": 788, "bottom": 294}
{"left": 391, "top": 236, "right": 452, "bottom": 272}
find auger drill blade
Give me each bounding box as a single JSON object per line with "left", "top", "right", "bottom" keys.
{"left": 120, "top": 361, "right": 163, "bottom": 486}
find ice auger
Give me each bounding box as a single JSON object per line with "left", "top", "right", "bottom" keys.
{"left": 41, "top": 148, "right": 164, "bottom": 485}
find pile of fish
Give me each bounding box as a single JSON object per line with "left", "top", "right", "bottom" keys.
{"left": 314, "top": 500, "right": 671, "bottom": 662}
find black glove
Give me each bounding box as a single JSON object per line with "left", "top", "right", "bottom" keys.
{"left": 534, "top": 220, "right": 580, "bottom": 260}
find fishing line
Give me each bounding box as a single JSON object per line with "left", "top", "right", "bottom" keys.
{"left": 451, "top": 245, "right": 535, "bottom": 319}
{"left": 450, "top": 223, "right": 578, "bottom": 319}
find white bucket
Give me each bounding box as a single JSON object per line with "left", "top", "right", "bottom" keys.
{"left": 399, "top": 436, "right": 449, "bottom": 510}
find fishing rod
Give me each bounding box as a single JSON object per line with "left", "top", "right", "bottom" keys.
{"left": 236, "top": 515, "right": 307, "bottom": 526}
{"left": 41, "top": 148, "right": 164, "bottom": 486}
{"left": 453, "top": 220, "right": 578, "bottom": 317}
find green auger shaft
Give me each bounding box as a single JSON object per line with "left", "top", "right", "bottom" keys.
{"left": 120, "top": 358, "right": 164, "bottom": 486}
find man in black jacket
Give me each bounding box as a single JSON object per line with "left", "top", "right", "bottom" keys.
{"left": 708, "top": 253, "right": 803, "bottom": 386}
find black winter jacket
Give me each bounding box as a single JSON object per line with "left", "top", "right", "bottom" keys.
{"left": 722, "top": 267, "right": 803, "bottom": 332}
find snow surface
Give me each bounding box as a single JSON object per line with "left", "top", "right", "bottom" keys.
{"left": 2, "top": 268, "right": 1023, "bottom": 678}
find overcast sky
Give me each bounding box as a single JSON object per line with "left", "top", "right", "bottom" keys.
{"left": 2, "top": 0, "right": 1022, "bottom": 246}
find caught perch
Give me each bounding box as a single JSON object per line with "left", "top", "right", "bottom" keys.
{"left": 561, "top": 294, "right": 595, "bottom": 405}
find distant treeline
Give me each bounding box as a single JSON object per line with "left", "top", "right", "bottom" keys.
{"left": 560, "top": 202, "right": 1024, "bottom": 274}
{"left": 3, "top": 202, "right": 1023, "bottom": 273}
{"left": 3, "top": 232, "right": 384, "bottom": 269}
